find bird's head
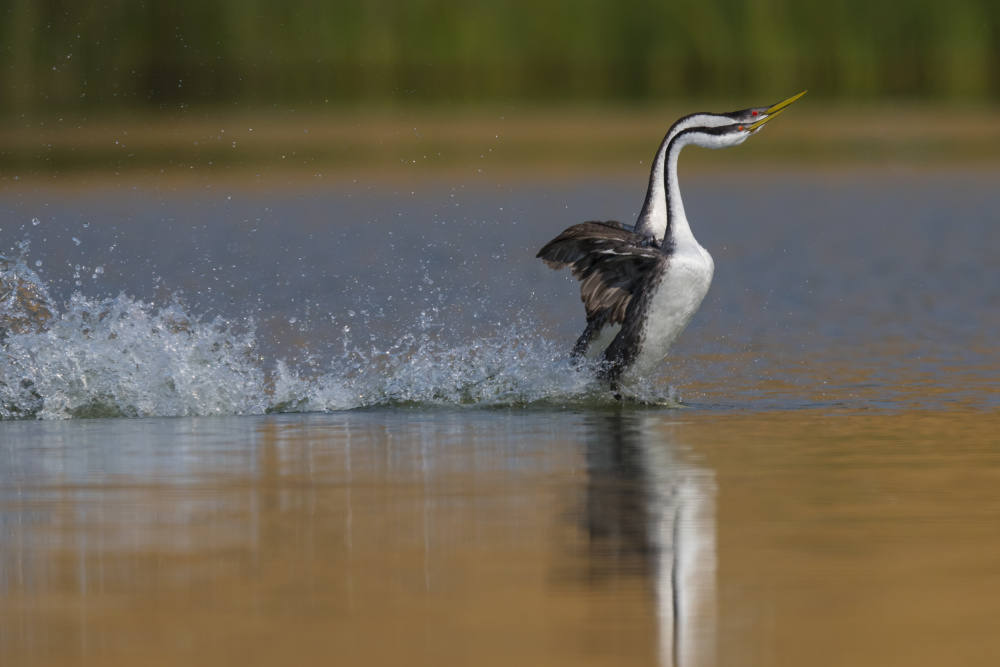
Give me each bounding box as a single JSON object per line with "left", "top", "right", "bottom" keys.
{"left": 724, "top": 90, "right": 807, "bottom": 127}
{"left": 664, "top": 90, "right": 806, "bottom": 150}
{"left": 679, "top": 90, "right": 806, "bottom": 150}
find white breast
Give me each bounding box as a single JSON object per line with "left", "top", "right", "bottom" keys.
{"left": 628, "top": 246, "right": 714, "bottom": 377}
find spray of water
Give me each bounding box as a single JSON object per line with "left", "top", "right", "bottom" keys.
{"left": 1, "top": 248, "right": 678, "bottom": 419}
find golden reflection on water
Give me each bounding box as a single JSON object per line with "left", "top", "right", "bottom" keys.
{"left": 2, "top": 410, "right": 1000, "bottom": 666}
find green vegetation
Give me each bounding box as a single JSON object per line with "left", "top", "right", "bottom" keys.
{"left": 2, "top": 0, "right": 998, "bottom": 115}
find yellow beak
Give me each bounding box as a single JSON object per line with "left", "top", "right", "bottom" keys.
{"left": 766, "top": 90, "right": 807, "bottom": 115}
{"left": 746, "top": 90, "right": 806, "bottom": 132}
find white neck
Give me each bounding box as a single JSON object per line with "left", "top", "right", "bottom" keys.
{"left": 634, "top": 113, "right": 732, "bottom": 241}
{"left": 663, "top": 127, "right": 749, "bottom": 252}
{"left": 664, "top": 132, "right": 696, "bottom": 251}
{"left": 634, "top": 134, "right": 671, "bottom": 240}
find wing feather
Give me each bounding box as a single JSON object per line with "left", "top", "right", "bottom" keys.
{"left": 536, "top": 221, "right": 631, "bottom": 269}
{"left": 537, "top": 221, "right": 665, "bottom": 325}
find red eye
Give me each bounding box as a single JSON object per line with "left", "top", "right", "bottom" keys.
{"left": 752, "top": 110, "right": 759, "bottom": 116}
{"left": 739, "top": 125, "right": 745, "bottom": 131}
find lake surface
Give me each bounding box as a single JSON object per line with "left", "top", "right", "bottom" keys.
{"left": 1, "top": 167, "right": 999, "bottom": 665}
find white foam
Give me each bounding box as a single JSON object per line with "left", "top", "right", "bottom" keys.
{"left": 1, "top": 257, "right": 677, "bottom": 419}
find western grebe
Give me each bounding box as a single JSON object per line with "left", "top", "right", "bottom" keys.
{"left": 537, "top": 92, "right": 805, "bottom": 386}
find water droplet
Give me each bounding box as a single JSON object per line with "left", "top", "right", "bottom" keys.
{"left": 35, "top": 260, "right": 42, "bottom": 267}
{"left": 31, "top": 217, "right": 40, "bottom": 226}
{"left": 93, "top": 266, "right": 104, "bottom": 275}
{"left": 72, "top": 237, "right": 81, "bottom": 245}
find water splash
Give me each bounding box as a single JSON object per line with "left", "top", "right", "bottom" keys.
{"left": 270, "top": 329, "right": 610, "bottom": 412}
{"left": 1, "top": 256, "right": 677, "bottom": 420}
{"left": 0, "top": 247, "right": 57, "bottom": 338}
{"left": 1, "top": 295, "right": 266, "bottom": 420}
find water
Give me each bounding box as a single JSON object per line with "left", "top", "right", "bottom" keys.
{"left": 4, "top": 169, "right": 998, "bottom": 415}
{"left": 1, "top": 168, "right": 999, "bottom": 664}
{"left": 3, "top": 410, "right": 1000, "bottom": 666}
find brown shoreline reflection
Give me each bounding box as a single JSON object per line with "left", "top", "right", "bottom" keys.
{"left": 5, "top": 410, "right": 1000, "bottom": 666}
{"left": 0, "top": 413, "right": 675, "bottom": 667}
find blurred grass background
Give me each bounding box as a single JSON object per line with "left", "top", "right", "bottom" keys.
{"left": 2, "top": 0, "right": 999, "bottom": 179}
{"left": 4, "top": 0, "right": 999, "bottom": 109}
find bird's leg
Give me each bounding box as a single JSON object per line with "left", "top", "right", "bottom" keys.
{"left": 610, "top": 381, "right": 623, "bottom": 401}
{"left": 571, "top": 309, "right": 609, "bottom": 359}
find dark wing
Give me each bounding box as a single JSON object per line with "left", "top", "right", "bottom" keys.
{"left": 537, "top": 220, "right": 664, "bottom": 325}
{"left": 598, "top": 262, "right": 669, "bottom": 384}
{"left": 536, "top": 221, "right": 632, "bottom": 269}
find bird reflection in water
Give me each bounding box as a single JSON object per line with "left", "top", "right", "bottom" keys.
{"left": 580, "top": 413, "right": 717, "bottom": 667}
